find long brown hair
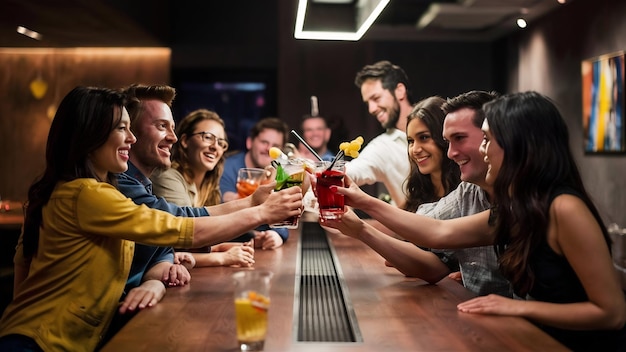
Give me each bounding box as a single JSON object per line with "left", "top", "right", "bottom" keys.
{"left": 486, "top": 92, "right": 610, "bottom": 296}
{"left": 403, "top": 96, "right": 460, "bottom": 212}
{"left": 171, "top": 109, "right": 227, "bottom": 206}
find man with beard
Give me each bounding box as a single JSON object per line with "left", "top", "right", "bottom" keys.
{"left": 105, "top": 85, "right": 286, "bottom": 342}
{"left": 322, "top": 90, "right": 513, "bottom": 298}
{"left": 350, "top": 61, "right": 414, "bottom": 208}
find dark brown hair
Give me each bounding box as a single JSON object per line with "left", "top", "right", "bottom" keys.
{"left": 23, "top": 86, "right": 126, "bottom": 257}
{"left": 122, "top": 84, "right": 176, "bottom": 132}
{"left": 354, "top": 60, "right": 414, "bottom": 105}
{"left": 249, "top": 117, "right": 289, "bottom": 147}
{"left": 404, "top": 96, "right": 460, "bottom": 212}
{"left": 171, "top": 109, "right": 227, "bottom": 206}
{"left": 486, "top": 91, "right": 610, "bottom": 296}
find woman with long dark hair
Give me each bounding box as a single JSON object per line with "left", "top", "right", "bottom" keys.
{"left": 403, "top": 96, "right": 460, "bottom": 213}
{"left": 0, "top": 87, "right": 302, "bottom": 351}
{"left": 348, "top": 96, "right": 463, "bottom": 281}
{"left": 326, "top": 91, "right": 626, "bottom": 350}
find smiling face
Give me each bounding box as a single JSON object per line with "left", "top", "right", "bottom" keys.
{"left": 129, "top": 99, "right": 178, "bottom": 177}
{"left": 360, "top": 78, "right": 401, "bottom": 130}
{"left": 479, "top": 119, "right": 504, "bottom": 186}
{"left": 90, "top": 108, "right": 136, "bottom": 180}
{"left": 302, "top": 117, "right": 330, "bottom": 150}
{"left": 246, "top": 128, "right": 284, "bottom": 168}
{"left": 407, "top": 117, "right": 443, "bottom": 178}
{"left": 443, "top": 107, "right": 489, "bottom": 189}
{"left": 182, "top": 119, "right": 227, "bottom": 174}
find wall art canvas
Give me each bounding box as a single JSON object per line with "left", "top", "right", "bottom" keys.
{"left": 582, "top": 51, "right": 625, "bottom": 153}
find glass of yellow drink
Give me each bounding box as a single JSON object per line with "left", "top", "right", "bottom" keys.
{"left": 233, "top": 271, "right": 273, "bottom": 351}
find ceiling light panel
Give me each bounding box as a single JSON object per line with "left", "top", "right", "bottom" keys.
{"left": 294, "top": 0, "right": 390, "bottom": 41}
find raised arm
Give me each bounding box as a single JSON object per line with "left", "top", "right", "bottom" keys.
{"left": 209, "top": 167, "right": 301, "bottom": 217}
{"left": 325, "top": 210, "right": 451, "bottom": 283}
{"left": 330, "top": 176, "right": 493, "bottom": 248}
{"left": 191, "top": 185, "right": 303, "bottom": 248}
{"left": 206, "top": 181, "right": 276, "bottom": 216}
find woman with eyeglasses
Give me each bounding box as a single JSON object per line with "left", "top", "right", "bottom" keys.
{"left": 152, "top": 109, "right": 229, "bottom": 207}
{"left": 0, "top": 88, "right": 302, "bottom": 351}
{"left": 323, "top": 92, "right": 626, "bottom": 350}
{"left": 151, "top": 109, "right": 256, "bottom": 268}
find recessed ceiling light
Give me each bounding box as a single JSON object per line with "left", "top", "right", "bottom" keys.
{"left": 294, "top": 0, "right": 390, "bottom": 41}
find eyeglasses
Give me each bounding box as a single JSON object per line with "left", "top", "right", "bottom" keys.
{"left": 191, "top": 131, "right": 229, "bottom": 150}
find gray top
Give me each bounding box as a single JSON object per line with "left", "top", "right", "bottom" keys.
{"left": 417, "top": 182, "right": 513, "bottom": 297}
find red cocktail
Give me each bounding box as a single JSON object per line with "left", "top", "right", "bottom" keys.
{"left": 315, "top": 160, "right": 345, "bottom": 220}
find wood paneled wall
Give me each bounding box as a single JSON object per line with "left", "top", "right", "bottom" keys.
{"left": 0, "top": 48, "right": 170, "bottom": 201}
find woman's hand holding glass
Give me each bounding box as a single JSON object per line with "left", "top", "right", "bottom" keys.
{"left": 319, "top": 208, "right": 367, "bottom": 239}
{"left": 325, "top": 175, "right": 375, "bottom": 211}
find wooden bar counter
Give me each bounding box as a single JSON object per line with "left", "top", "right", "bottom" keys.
{"left": 102, "top": 219, "right": 566, "bottom": 351}
{"left": 0, "top": 200, "right": 24, "bottom": 231}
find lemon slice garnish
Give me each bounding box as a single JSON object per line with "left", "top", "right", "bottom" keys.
{"left": 269, "top": 147, "right": 283, "bottom": 160}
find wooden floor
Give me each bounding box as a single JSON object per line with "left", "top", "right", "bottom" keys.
{"left": 101, "top": 219, "right": 567, "bottom": 351}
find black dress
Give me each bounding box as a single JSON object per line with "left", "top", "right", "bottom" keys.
{"left": 527, "top": 188, "right": 626, "bottom": 351}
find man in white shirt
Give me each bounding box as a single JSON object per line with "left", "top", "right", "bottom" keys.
{"left": 323, "top": 90, "right": 513, "bottom": 297}
{"left": 350, "top": 61, "right": 414, "bottom": 208}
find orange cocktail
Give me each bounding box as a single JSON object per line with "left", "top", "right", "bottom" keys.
{"left": 236, "top": 168, "right": 268, "bottom": 198}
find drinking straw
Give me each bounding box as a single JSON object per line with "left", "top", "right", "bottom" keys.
{"left": 311, "top": 96, "right": 319, "bottom": 116}
{"left": 290, "top": 130, "right": 322, "bottom": 161}
{"left": 325, "top": 150, "right": 344, "bottom": 173}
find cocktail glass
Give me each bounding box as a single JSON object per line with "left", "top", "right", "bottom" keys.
{"left": 233, "top": 270, "right": 273, "bottom": 351}
{"left": 237, "top": 168, "right": 268, "bottom": 198}
{"left": 315, "top": 158, "right": 345, "bottom": 221}
{"left": 269, "top": 159, "right": 306, "bottom": 229}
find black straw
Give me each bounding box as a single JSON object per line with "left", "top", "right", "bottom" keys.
{"left": 325, "top": 150, "right": 344, "bottom": 173}
{"left": 290, "top": 130, "right": 322, "bottom": 161}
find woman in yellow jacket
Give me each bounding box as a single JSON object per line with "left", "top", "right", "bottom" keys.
{"left": 0, "top": 86, "right": 302, "bottom": 352}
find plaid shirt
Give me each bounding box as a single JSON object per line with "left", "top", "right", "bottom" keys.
{"left": 417, "top": 182, "right": 513, "bottom": 297}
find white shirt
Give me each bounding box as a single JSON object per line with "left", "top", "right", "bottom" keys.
{"left": 346, "top": 128, "right": 409, "bottom": 206}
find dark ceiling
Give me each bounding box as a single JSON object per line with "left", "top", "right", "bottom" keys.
{"left": 0, "top": 0, "right": 568, "bottom": 47}
{"left": 377, "top": 0, "right": 456, "bottom": 25}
